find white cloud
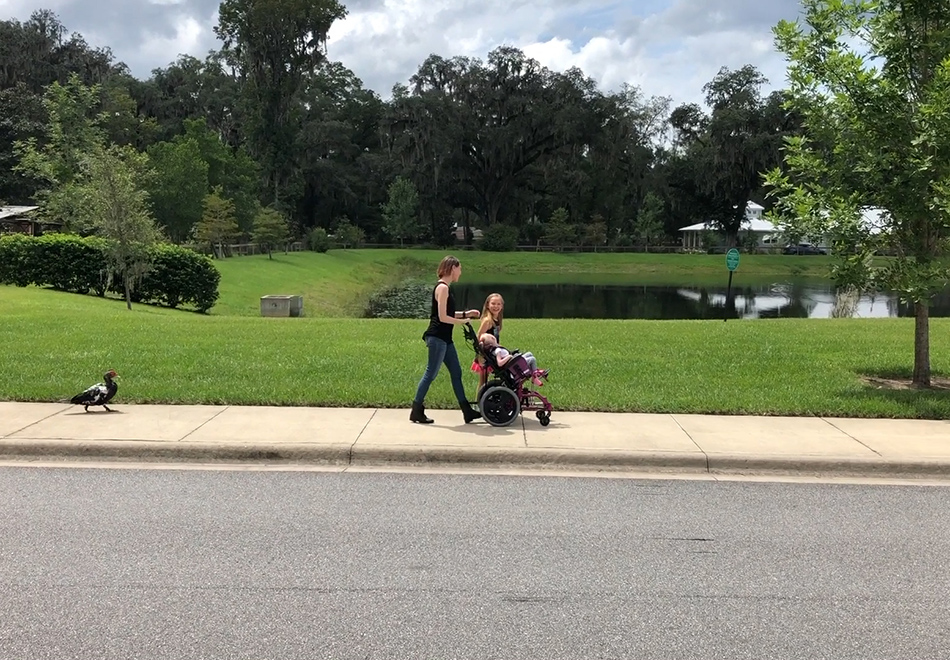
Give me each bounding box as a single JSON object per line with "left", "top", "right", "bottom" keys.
{"left": 324, "top": 0, "right": 799, "bottom": 106}
{"left": 139, "top": 15, "right": 204, "bottom": 61}
{"left": 2, "top": 0, "right": 802, "bottom": 107}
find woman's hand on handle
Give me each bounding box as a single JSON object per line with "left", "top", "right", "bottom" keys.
{"left": 454, "top": 309, "right": 479, "bottom": 324}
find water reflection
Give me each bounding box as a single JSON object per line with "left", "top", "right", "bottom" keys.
{"left": 453, "top": 281, "right": 950, "bottom": 320}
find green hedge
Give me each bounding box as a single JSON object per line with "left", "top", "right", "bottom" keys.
{"left": 0, "top": 233, "right": 220, "bottom": 313}
{"left": 138, "top": 243, "right": 220, "bottom": 312}
{"left": 0, "top": 233, "right": 33, "bottom": 287}
{"left": 479, "top": 224, "right": 519, "bottom": 252}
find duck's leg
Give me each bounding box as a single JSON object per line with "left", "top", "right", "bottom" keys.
{"left": 103, "top": 405, "right": 112, "bottom": 412}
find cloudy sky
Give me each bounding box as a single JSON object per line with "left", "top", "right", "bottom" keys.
{"left": 1, "top": 0, "right": 804, "bottom": 106}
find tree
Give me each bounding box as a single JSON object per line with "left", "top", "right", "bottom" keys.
{"left": 766, "top": 0, "right": 950, "bottom": 387}
{"left": 296, "top": 62, "right": 388, "bottom": 237}
{"left": 75, "top": 145, "right": 160, "bottom": 310}
{"left": 194, "top": 188, "right": 240, "bottom": 258}
{"left": 381, "top": 176, "right": 421, "bottom": 245}
{"left": 215, "top": 0, "right": 347, "bottom": 207}
{"left": 135, "top": 53, "right": 244, "bottom": 147}
{"left": 582, "top": 215, "right": 607, "bottom": 251}
{"left": 389, "top": 47, "right": 605, "bottom": 228}
{"left": 146, "top": 138, "right": 209, "bottom": 242}
{"left": 635, "top": 192, "right": 666, "bottom": 252}
{"left": 0, "top": 84, "right": 46, "bottom": 204}
{"left": 669, "top": 66, "right": 800, "bottom": 243}
{"left": 0, "top": 11, "right": 115, "bottom": 94}
{"left": 251, "top": 206, "right": 289, "bottom": 259}
{"left": 543, "top": 207, "right": 576, "bottom": 251}
{"left": 334, "top": 216, "right": 364, "bottom": 249}
{"left": 179, "top": 118, "right": 260, "bottom": 233}
{"left": 544, "top": 84, "right": 669, "bottom": 243}
{"left": 99, "top": 77, "right": 160, "bottom": 150}
{"left": 13, "top": 74, "right": 106, "bottom": 232}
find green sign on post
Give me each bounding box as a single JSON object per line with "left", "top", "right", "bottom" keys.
{"left": 724, "top": 248, "right": 739, "bottom": 322}
{"left": 726, "top": 248, "right": 740, "bottom": 271}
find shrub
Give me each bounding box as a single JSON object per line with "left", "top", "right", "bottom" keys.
{"left": 479, "top": 224, "right": 519, "bottom": 252}
{"left": 520, "top": 222, "right": 544, "bottom": 246}
{"left": 35, "top": 233, "right": 111, "bottom": 295}
{"left": 0, "top": 233, "right": 35, "bottom": 287}
{"left": 0, "top": 234, "right": 220, "bottom": 312}
{"left": 365, "top": 280, "right": 432, "bottom": 318}
{"left": 308, "top": 227, "right": 331, "bottom": 253}
{"left": 0, "top": 233, "right": 109, "bottom": 294}
{"left": 138, "top": 243, "right": 221, "bottom": 313}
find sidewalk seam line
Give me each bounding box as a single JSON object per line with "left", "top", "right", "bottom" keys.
{"left": 177, "top": 406, "right": 231, "bottom": 442}
{"left": 2, "top": 404, "right": 72, "bottom": 439}
{"left": 670, "top": 414, "right": 710, "bottom": 473}
{"left": 350, "top": 409, "right": 378, "bottom": 466}
{"left": 820, "top": 417, "right": 881, "bottom": 457}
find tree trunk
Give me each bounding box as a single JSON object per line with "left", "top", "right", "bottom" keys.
{"left": 123, "top": 274, "right": 132, "bottom": 311}
{"left": 913, "top": 301, "right": 930, "bottom": 387}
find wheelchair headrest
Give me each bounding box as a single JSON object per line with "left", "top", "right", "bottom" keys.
{"left": 462, "top": 322, "right": 482, "bottom": 355}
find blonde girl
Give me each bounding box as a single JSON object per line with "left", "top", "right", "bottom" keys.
{"left": 472, "top": 293, "right": 504, "bottom": 390}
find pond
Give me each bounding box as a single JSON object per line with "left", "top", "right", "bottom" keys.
{"left": 450, "top": 280, "right": 950, "bottom": 320}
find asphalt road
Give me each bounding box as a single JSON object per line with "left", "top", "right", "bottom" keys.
{"left": 1, "top": 466, "right": 949, "bottom": 660}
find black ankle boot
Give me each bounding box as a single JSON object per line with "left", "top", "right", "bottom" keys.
{"left": 410, "top": 401, "right": 433, "bottom": 424}
{"left": 461, "top": 401, "right": 481, "bottom": 424}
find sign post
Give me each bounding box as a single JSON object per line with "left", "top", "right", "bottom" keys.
{"left": 724, "top": 248, "right": 740, "bottom": 322}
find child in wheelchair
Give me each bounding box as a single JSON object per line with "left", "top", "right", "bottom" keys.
{"left": 478, "top": 333, "right": 549, "bottom": 386}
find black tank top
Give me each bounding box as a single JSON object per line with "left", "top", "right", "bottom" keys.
{"left": 423, "top": 281, "right": 456, "bottom": 343}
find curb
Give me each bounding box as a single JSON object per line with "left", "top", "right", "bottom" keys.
{"left": 0, "top": 440, "right": 351, "bottom": 464}
{"left": 707, "top": 453, "right": 950, "bottom": 478}
{"left": 2, "top": 439, "right": 950, "bottom": 479}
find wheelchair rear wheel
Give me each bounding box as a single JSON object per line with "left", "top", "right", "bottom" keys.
{"left": 479, "top": 385, "right": 520, "bottom": 427}
{"left": 476, "top": 379, "right": 503, "bottom": 407}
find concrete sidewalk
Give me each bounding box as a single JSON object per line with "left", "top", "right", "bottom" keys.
{"left": 2, "top": 402, "right": 949, "bottom": 478}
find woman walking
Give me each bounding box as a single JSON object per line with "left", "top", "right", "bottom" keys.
{"left": 410, "top": 255, "right": 482, "bottom": 424}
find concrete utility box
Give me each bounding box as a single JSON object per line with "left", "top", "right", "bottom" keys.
{"left": 260, "top": 295, "right": 303, "bottom": 317}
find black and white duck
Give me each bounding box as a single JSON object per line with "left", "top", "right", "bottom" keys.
{"left": 69, "top": 369, "right": 119, "bottom": 412}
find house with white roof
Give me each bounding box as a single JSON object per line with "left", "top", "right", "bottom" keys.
{"left": 679, "top": 203, "right": 891, "bottom": 252}
{"left": 678, "top": 201, "right": 782, "bottom": 251}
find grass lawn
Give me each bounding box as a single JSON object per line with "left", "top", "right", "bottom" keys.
{"left": 2, "top": 284, "right": 948, "bottom": 418}
{"left": 210, "top": 249, "right": 838, "bottom": 317}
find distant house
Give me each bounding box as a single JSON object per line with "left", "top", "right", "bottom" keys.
{"left": 679, "top": 203, "right": 890, "bottom": 252}
{"left": 0, "top": 206, "right": 61, "bottom": 236}
{"left": 678, "top": 202, "right": 781, "bottom": 250}
{"left": 452, "top": 224, "right": 484, "bottom": 242}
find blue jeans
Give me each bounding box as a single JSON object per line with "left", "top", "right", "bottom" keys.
{"left": 414, "top": 336, "right": 468, "bottom": 406}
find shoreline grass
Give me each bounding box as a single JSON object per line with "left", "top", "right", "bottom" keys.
{"left": 1, "top": 249, "right": 842, "bottom": 318}
{"left": 210, "top": 250, "right": 839, "bottom": 317}
{"left": 2, "top": 285, "right": 948, "bottom": 419}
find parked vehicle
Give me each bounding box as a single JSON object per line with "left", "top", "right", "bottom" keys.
{"left": 783, "top": 242, "right": 827, "bottom": 255}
